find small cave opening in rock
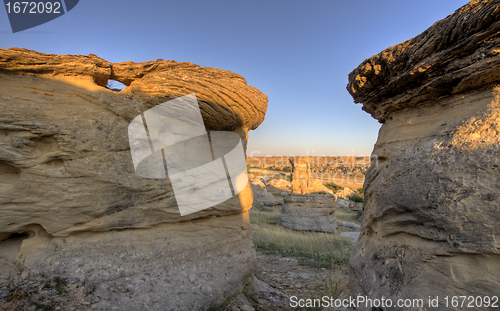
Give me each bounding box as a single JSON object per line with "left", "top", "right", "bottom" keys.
{"left": 1, "top": 232, "right": 28, "bottom": 242}
{"left": 0, "top": 232, "right": 29, "bottom": 261}
{"left": 105, "top": 79, "right": 127, "bottom": 92}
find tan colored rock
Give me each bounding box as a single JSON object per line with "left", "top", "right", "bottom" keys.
{"left": 289, "top": 157, "right": 310, "bottom": 194}
{"left": 248, "top": 174, "right": 273, "bottom": 203}
{"left": 280, "top": 157, "right": 336, "bottom": 232}
{"left": 267, "top": 178, "right": 291, "bottom": 191}
{"left": 334, "top": 187, "right": 355, "bottom": 200}
{"left": 347, "top": 1, "right": 500, "bottom": 309}
{"left": 347, "top": 0, "right": 500, "bottom": 123}
{"left": 0, "top": 48, "right": 268, "bottom": 310}
{"left": 288, "top": 158, "right": 333, "bottom": 194}
{"left": 309, "top": 179, "right": 334, "bottom": 194}
{"left": 262, "top": 200, "right": 283, "bottom": 213}
{"left": 279, "top": 193, "right": 337, "bottom": 233}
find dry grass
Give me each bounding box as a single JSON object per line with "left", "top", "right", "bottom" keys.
{"left": 335, "top": 209, "right": 362, "bottom": 224}
{"left": 249, "top": 208, "right": 353, "bottom": 310}
{"left": 249, "top": 209, "right": 353, "bottom": 268}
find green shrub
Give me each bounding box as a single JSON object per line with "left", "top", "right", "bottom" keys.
{"left": 348, "top": 193, "right": 363, "bottom": 203}
{"left": 324, "top": 182, "right": 342, "bottom": 191}
{"left": 271, "top": 174, "right": 291, "bottom": 181}
{"left": 335, "top": 210, "right": 361, "bottom": 223}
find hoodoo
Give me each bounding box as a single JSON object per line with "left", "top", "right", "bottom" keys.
{"left": 346, "top": 1, "right": 500, "bottom": 309}
{"left": 0, "top": 48, "right": 268, "bottom": 311}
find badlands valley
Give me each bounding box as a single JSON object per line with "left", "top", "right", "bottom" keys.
{"left": 1, "top": 0, "right": 500, "bottom": 310}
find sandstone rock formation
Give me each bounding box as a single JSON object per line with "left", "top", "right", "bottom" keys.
{"left": 279, "top": 158, "right": 337, "bottom": 232}
{"left": 248, "top": 174, "right": 272, "bottom": 202}
{"left": 347, "top": 1, "right": 500, "bottom": 309}
{"left": 289, "top": 157, "right": 311, "bottom": 193}
{"left": 262, "top": 200, "right": 283, "bottom": 212}
{"left": 248, "top": 174, "right": 266, "bottom": 190}
{"left": 334, "top": 187, "right": 355, "bottom": 200}
{"left": 266, "top": 178, "right": 291, "bottom": 193}
{"left": 0, "top": 48, "right": 268, "bottom": 310}
{"left": 279, "top": 194, "right": 337, "bottom": 233}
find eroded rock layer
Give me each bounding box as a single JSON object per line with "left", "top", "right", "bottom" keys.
{"left": 347, "top": 1, "right": 500, "bottom": 310}
{"left": 347, "top": 0, "right": 500, "bottom": 122}
{"left": 0, "top": 48, "right": 268, "bottom": 310}
{"left": 280, "top": 158, "right": 337, "bottom": 232}
{"left": 279, "top": 194, "right": 337, "bottom": 233}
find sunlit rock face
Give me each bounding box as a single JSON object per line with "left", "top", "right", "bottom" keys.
{"left": 0, "top": 48, "right": 267, "bottom": 311}
{"left": 346, "top": 1, "right": 500, "bottom": 309}
{"left": 279, "top": 158, "right": 337, "bottom": 232}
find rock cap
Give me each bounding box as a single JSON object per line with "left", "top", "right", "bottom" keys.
{"left": 347, "top": 0, "right": 500, "bottom": 122}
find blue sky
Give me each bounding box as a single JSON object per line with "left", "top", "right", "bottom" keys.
{"left": 0, "top": 0, "right": 470, "bottom": 155}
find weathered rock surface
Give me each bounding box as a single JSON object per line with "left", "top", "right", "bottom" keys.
{"left": 262, "top": 200, "right": 283, "bottom": 213}
{"left": 252, "top": 187, "right": 274, "bottom": 202}
{"left": 280, "top": 158, "right": 337, "bottom": 232}
{"left": 289, "top": 157, "right": 311, "bottom": 194}
{"left": 335, "top": 198, "right": 350, "bottom": 209}
{"left": 347, "top": 0, "right": 500, "bottom": 123}
{"left": 347, "top": 1, "right": 500, "bottom": 310}
{"left": 266, "top": 178, "right": 291, "bottom": 192}
{"left": 279, "top": 194, "right": 337, "bottom": 233}
{"left": 0, "top": 48, "right": 267, "bottom": 133}
{"left": 248, "top": 174, "right": 266, "bottom": 189}
{"left": 334, "top": 187, "right": 355, "bottom": 200}
{"left": 0, "top": 48, "right": 268, "bottom": 310}
{"left": 248, "top": 175, "right": 282, "bottom": 209}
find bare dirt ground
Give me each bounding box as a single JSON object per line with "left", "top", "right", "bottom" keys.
{"left": 0, "top": 257, "right": 101, "bottom": 311}
{"left": 1, "top": 251, "right": 349, "bottom": 311}
{"left": 254, "top": 250, "right": 348, "bottom": 311}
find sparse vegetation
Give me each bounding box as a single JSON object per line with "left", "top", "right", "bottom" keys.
{"left": 248, "top": 207, "right": 354, "bottom": 310}
{"left": 272, "top": 193, "right": 284, "bottom": 199}
{"left": 11, "top": 254, "right": 26, "bottom": 272}
{"left": 2, "top": 273, "right": 69, "bottom": 310}
{"left": 252, "top": 201, "right": 264, "bottom": 210}
{"left": 296, "top": 268, "right": 347, "bottom": 311}
{"left": 271, "top": 174, "right": 291, "bottom": 181}
{"left": 53, "top": 276, "right": 68, "bottom": 295}
{"left": 0, "top": 270, "right": 97, "bottom": 310}
{"left": 335, "top": 209, "right": 361, "bottom": 224}
{"left": 249, "top": 209, "right": 353, "bottom": 268}
{"left": 324, "top": 182, "right": 342, "bottom": 191}
{"left": 348, "top": 193, "right": 363, "bottom": 203}
{"left": 267, "top": 167, "right": 291, "bottom": 173}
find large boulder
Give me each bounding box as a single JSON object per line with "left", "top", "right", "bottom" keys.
{"left": 0, "top": 48, "right": 268, "bottom": 310}
{"left": 347, "top": 1, "right": 500, "bottom": 310}
{"left": 334, "top": 187, "right": 355, "bottom": 200}
{"left": 279, "top": 193, "right": 337, "bottom": 233}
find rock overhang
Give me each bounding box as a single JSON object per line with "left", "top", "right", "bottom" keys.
{"left": 0, "top": 47, "right": 268, "bottom": 131}
{"left": 347, "top": 0, "right": 500, "bottom": 122}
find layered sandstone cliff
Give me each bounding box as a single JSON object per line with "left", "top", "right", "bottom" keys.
{"left": 347, "top": 1, "right": 500, "bottom": 310}
{"left": 0, "top": 48, "right": 267, "bottom": 310}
